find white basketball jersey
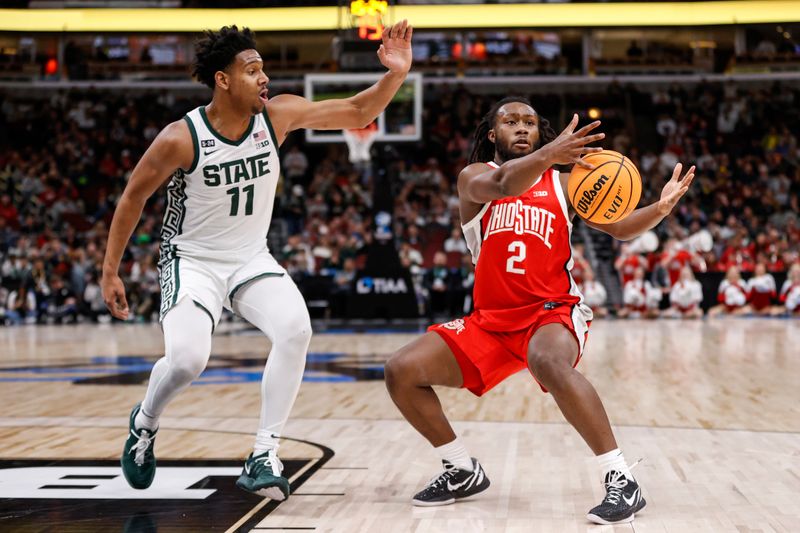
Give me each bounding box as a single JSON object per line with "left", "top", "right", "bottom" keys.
{"left": 160, "top": 106, "right": 280, "bottom": 264}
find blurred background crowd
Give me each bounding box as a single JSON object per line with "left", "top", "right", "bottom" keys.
{"left": 0, "top": 78, "right": 798, "bottom": 325}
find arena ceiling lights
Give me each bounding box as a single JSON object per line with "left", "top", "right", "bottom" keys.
{"left": 0, "top": 1, "right": 798, "bottom": 32}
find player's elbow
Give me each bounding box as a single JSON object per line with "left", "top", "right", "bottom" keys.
{"left": 354, "top": 108, "right": 375, "bottom": 129}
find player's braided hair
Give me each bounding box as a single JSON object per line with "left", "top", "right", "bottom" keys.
{"left": 468, "top": 96, "right": 558, "bottom": 164}
{"left": 193, "top": 25, "right": 257, "bottom": 89}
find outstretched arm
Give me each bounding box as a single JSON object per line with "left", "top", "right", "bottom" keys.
{"left": 584, "top": 163, "right": 696, "bottom": 241}
{"left": 459, "top": 114, "right": 604, "bottom": 204}
{"left": 267, "top": 20, "right": 413, "bottom": 142}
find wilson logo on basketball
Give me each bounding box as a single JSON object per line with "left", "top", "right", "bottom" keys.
{"left": 575, "top": 173, "right": 609, "bottom": 214}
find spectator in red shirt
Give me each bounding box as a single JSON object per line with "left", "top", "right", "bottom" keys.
{"left": 614, "top": 243, "right": 648, "bottom": 286}
{"left": 0, "top": 194, "right": 19, "bottom": 228}
{"left": 660, "top": 238, "right": 706, "bottom": 286}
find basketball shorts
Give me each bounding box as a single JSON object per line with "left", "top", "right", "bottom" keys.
{"left": 429, "top": 302, "right": 592, "bottom": 397}
{"left": 158, "top": 247, "right": 287, "bottom": 330}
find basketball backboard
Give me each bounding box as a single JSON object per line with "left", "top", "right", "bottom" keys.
{"left": 303, "top": 72, "right": 423, "bottom": 143}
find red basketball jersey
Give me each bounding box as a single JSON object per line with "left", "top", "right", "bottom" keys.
{"left": 461, "top": 164, "right": 585, "bottom": 331}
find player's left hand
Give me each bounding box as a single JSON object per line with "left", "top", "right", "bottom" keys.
{"left": 658, "top": 163, "right": 695, "bottom": 216}
{"left": 378, "top": 19, "right": 413, "bottom": 74}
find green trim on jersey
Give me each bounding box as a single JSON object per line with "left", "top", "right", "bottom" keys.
{"left": 229, "top": 272, "right": 284, "bottom": 303}
{"left": 199, "top": 106, "right": 255, "bottom": 146}
{"left": 193, "top": 299, "right": 215, "bottom": 333}
{"left": 262, "top": 108, "right": 279, "bottom": 148}
{"left": 182, "top": 115, "right": 200, "bottom": 173}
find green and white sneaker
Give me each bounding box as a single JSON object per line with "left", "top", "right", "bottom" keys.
{"left": 121, "top": 403, "right": 157, "bottom": 489}
{"left": 236, "top": 449, "right": 290, "bottom": 500}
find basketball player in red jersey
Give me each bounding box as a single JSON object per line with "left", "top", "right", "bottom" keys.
{"left": 384, "top": 97, "right": 695, "bottom": 525}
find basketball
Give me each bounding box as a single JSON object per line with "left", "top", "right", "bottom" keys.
{"left": 567, "top": 150, "right": 641, "bottom": 224}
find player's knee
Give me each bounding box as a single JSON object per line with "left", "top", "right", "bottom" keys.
{"left": 168, "top": 338, "right": 210, "bottom": 381}
{"left": 527, "top": 349, "right": 570, "bottom": 387}
{"left": 289, "top": 311, "right": 313, "bottom": 343}
{"left": 384, "top": 353, "right": 413, "bottom": 391}
{"left": 277, "top": 309, "right": 312, "bottom": 355}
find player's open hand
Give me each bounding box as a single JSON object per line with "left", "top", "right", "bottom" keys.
{"left": 378, "top": 19, "right": 413, "bottom": 74}
{"left": 658, "top": 163, "right": 696, "bottom": 216}
{"left": 102, "top": 272, "right": 129, "bottom": 320}
{"left": 546, "top": 114, "right": 605, "bottom": 169}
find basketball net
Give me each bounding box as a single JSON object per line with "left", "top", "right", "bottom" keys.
{"left": 343, "top": 121, "right": 379, "bottom": 164}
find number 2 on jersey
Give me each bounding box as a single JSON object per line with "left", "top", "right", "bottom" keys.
{"left": 506, "top": 241, "right": 526, "bottom": 274}
{"left": 227, "top": 184, "right": 254, "bottom": 216}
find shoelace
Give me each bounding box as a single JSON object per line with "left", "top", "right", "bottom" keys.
{"left": 129, "top": 429, "right": 153, "bottom": 466}
{"left": 424, "top": 466, "right": 459, "bottom": 489}
{"left": 602, "top": 470, "right": 628, "bottom": 505}
{"left": 255, "top": 450, "right": 284, "bottom": 476}
{"left": 602, "top": 458, "right": 644, "bottom": 506}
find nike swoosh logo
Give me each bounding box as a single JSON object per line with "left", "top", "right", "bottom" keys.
{"left": 244, "top": 462, "right": 251, "bottom": 475}
{"left": 204, "top": 149, "right": 218, "bottom": 155}
{"left": 446, "top": 477, "right": 471, "bottom": 492}
{"left": 622, "top": 487, "right": 640, "bottom": 507}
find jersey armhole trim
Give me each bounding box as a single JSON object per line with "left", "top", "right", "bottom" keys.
{"left": 461, "top": 202, "right": 491, "bottom": 231}
{"left": 262, "top": 108, "right": 279, "bottom": 147}
{"left": 183, "top": 116, "right": 199, "bottom": 174}
{"left": 551, "top": 169, "right": 572, "bottom": 228}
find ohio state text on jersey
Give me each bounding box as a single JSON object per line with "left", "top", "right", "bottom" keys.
{"left": 461, "top": 164, "right": 591, "bottom": 330}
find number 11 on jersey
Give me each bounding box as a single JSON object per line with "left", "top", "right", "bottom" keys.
{"left": 227, "top": 184, "right": 255, "bottom": 216}
{"left": 506, "top": 241, "right": 526, "bottom": 274}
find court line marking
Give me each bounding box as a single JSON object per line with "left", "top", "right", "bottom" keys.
{"left": 3, "top": 417, "right": 796, "bottom": 437}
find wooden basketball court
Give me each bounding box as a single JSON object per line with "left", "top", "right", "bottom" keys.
{"left": 1, "top": 317, "right": 798, "bottom": 532}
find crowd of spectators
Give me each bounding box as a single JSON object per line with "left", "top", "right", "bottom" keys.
{"left": 0, "top": 79, "right": 798, "bottom": 325}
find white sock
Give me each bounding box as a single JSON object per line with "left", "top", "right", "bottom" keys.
{"left": 596, "top": 448, "right": 632, "bottom": 480}
{"left": 254, "top": 429, "right": 280, "bottom": 456}
{"left": 134, "top": 406, "right": 158, "bottom": 431}
{"left": 435, "top": 437, "right": 473, "bottom": 471}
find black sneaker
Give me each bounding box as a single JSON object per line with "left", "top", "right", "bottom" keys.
{"left": 412, "top": 458, "right": 490, "bottom": 506}
{"left": 586, "top": 470, "right": 646, "bottom": 525}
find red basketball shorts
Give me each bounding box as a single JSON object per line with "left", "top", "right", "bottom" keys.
{"left": 429, "top": 302, "right": 592, "bottom": 397}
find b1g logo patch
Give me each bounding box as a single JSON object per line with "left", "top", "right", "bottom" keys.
{"left": 441, "top": 319, "right": 466, "bottom": 335}
{"left": 200, "top": 139, "right": 216, "bottom": 148}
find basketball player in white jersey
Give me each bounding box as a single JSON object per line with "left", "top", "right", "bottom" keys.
{"left": 101, "top": 23, "right": 413, "bottom": 499}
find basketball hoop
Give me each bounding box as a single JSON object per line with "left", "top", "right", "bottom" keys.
{"left": 343, "top": 121, "right": 379, "bottom": 164}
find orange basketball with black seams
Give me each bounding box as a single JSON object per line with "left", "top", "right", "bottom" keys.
{"left": 567, "top": 150, "right": 641, "bottom": 224}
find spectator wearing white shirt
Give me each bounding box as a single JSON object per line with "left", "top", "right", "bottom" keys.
{"left": 709, "top": 266, "right": 751, "bottom": 317}
{"left": 6, "top": 284, "right": 37, "bottom": 325}
{"left": 664, "top": 266, "right": 703, "bottom": 318}
{"left": 443, "top": 227, "right": 468, "bottom": 255}
{"left": 580, "top": 269, "right": 608, "bottom": 318}
{"left": 618, "top": 267, "right": 660, "bottom": 319}
{"left": 776, "top": 263, "right": 800, "bottom": 316}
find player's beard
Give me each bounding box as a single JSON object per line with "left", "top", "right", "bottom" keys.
{"left": 496, "top": 137, "right": 540, "bottom": 162}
